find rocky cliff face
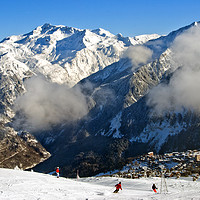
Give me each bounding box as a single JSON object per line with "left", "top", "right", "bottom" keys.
{"left": 0, "top": 123, "right": 50, "bottom": 169}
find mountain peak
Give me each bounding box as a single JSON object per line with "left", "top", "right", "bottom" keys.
{"left": 91, "top": 28, "right": 114, "bottom": 37}
{"left": 42, "top": 23, "right": 52, "bottom": 28}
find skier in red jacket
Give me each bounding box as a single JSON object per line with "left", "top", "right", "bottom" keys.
{"left": 113, "top": 182, "right": 122, "bottom": 193}
{"left": 56, "top": 167, "right": 59, "bottom": 178}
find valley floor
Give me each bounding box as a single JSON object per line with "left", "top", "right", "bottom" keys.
{"left": 0, "top": 168, "right": 199, "bottom": 200}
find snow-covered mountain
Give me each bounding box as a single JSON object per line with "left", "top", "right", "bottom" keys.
{"left": 0, "top": 23, "right": 160, "bottom": 87}
{"left": 1, "top": 22, "right": 200, "bottom": 176}
{"left": 0, "top": 23, "right": 161, "bottom": 171}
{"left": 0, "top": 23, "right": 160, "bottom": 122}
{"left": 32, "top": 22, "right": 200, "bottom": 177}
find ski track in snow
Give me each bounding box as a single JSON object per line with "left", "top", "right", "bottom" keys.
{"left": 0, "top": 168, "right": 200, "bottom": 200}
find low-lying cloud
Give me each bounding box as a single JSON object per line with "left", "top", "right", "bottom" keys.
{"left": 147, "top": 24, "right": 200, "bottom": 114}
{"left": 123, "top": 45, "right": 153, "bottom": 70}
{"left": 14, "top": 76, "right": 88, "bottom": 132}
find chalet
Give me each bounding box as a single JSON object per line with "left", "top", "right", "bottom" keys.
{"left": 195, "top": 154, "right": 200, "bottom": 162}
{"left": 148, "top": 152, "right": 154, "bottom": 157}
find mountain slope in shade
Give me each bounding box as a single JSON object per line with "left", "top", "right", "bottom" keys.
{"left": 0, "top": 124, "right": 50, "bottom": 169}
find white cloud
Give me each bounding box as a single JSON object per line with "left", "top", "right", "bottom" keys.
{"left": 147, "top": 25, "right": 200, "bottom": 114}
{"left": 14, "top": 76, "right": 88, "bottom": 131}
{"left": 123, "top": 45, "right": 153, "bottom": 70}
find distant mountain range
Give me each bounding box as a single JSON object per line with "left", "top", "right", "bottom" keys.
{"left": 0, "top": 22, "right": 200, "bottom": 177}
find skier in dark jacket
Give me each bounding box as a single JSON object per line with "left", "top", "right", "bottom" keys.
{"left": 113, "top": 182, "right": 122, "bottom": 193}
{"left": 152, "top": 183, "right": 157, "bottom": 193}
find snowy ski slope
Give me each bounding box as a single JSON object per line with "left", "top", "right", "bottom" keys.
{"left": 0, "top": 168, "right": 199, "bottom": 200}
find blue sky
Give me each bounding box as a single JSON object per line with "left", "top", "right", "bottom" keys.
{"left": 0, "top": 0, "right": 200, "bottom": 40}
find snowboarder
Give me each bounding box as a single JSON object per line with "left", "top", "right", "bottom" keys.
{"left": 56, "top": 167, "right": 60, "bottom": 178}
{"left": 113, "top": 182, "right": 122, "bottom": 193}
{"left": 152, "top": 183, "right": 157, "bottom": 193}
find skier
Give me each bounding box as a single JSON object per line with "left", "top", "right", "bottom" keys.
{"left": 56, "top": 167, "right": 60, "bottom": 178}
{"left": 152, "top": 183, "right": 158, "bottom": 193}
{"left": 113, "top": 182, "right": 122, "bottom": 193}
